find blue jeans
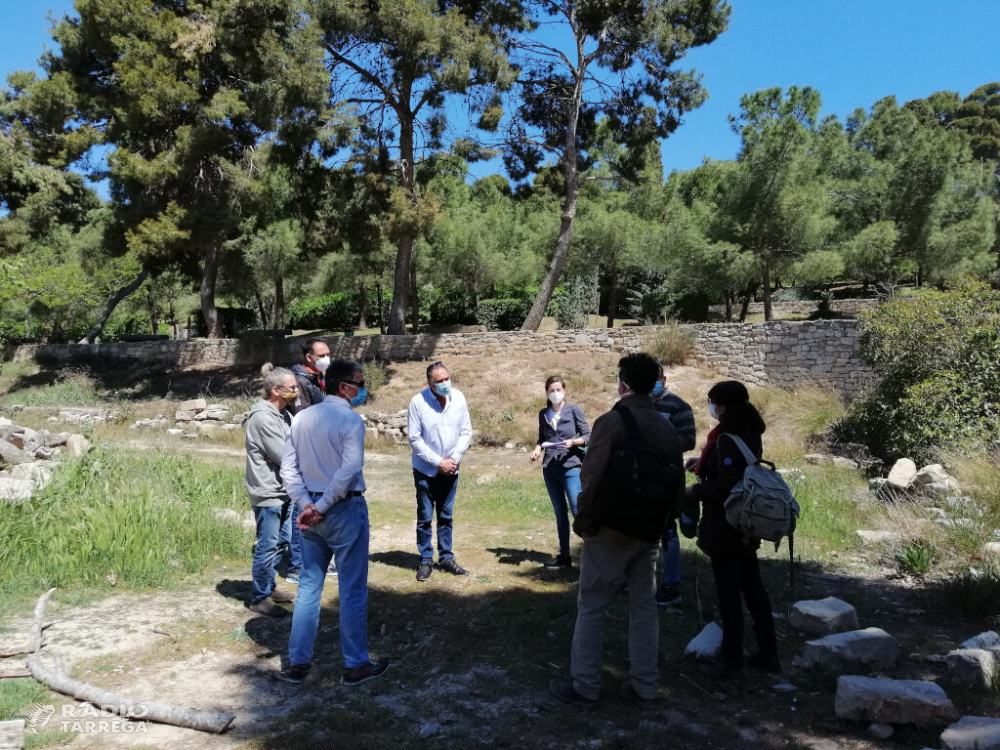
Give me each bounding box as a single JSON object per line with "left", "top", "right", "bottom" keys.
{"left": 414, "top": 470, "right": 458, "bottom": 563}
{"left": 251, "top": 505, "right": 283, "bottom": 604}
{"left": 543, "top": 464, "right": 581, "bottom": 557}
{"left": 660, "top": 520, "right": 681, "bottom": 587}
{"left": 281, "top": 501, "right": 303, "bottom": 575}
{"left": 287, "top": 497, "right": 371, "bottom": 669}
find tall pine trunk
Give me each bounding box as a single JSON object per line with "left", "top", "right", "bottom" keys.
{"left": 79, "top": 267, "right": 149, "bottom": 344}
{"left": 725, "top": 291, "right": 733, "bottom": 322}
{"left": 762, "top": 256, "right": 773, "bottom": 322}
{"left": 358, "top": 281, "right": 368, "bottom": 330}
{"left": 520, "top": 50, "right": 586, "bottom": 332}
{"left": 272, "top": 276, "right": 284, "bottom": 329}
{"left": 409, "top": 252, "right": 420, "bottom": 334}
{"left": 605, "top": 267, "right": 618, "bottom": 329}
{"left": 387, "top": 117, "right": 415, "bottom": 335}
{"left": 200, "top": 243, "right": 223, "bottom": 338}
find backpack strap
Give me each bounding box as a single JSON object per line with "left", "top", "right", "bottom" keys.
{"left": 721, "top": 433, "right": 760, "bottom": 467}
{"left": 615, "top": 401, "right": 645, "bottom": 442}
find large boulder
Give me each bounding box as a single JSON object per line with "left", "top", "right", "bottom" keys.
{"left": 685, "top": 623, "right": 723, "bottom": 660}
{"left": 800, "top": 628, "right": 899, "bottom": 671}
{"left": 945, "top": 649, "right": 998, "bottom": 688}
{"left": 179, "top": 398, "right": 208, "bottom": 412}
{"left": 0, "top": 477, "right": 35, "bottom": 501}
{"left": 941, "top": 716, "right": 1000, "bottom": 750}
{"left": 0, "top": 437, "right": 34, "bottom": 466}
{"left": 914, "top": 464, "right": 950, "bottom": 485}
{"left": 789, "top": 597, "right": 859, "bottom": 636}
{"left": 886, "top": 458, "right": 917, "bottom": 490}
{"left": 65, "top": 434, "right": 93, "bottom": 458}
{"left": 835, "top": 676, "right": 956, "bottom": 726}
{"left": 960, "top": 631, "right": 1000, "bottom": 650}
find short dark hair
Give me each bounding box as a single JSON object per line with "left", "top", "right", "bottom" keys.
{"left": 426, "top": 361, "right": 448, "bottom": 380}
{"left": 303, "top": 337, "right": 327, "bottom": 358}
{"left": 325, "top": 359, "right": 362, "bottom": 394}
{"left": 618, "top": 353, "right": 659, "bottom": 395}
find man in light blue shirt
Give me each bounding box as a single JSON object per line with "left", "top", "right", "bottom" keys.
{"left": 408, "top": 361, "right": 473, "bottom": 582}
{"left": 279, "top": 359, "right": 389, "bottom": 687}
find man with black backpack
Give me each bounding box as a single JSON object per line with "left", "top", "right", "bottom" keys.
{"left": 549, "top": 354, "right": 684, "bottom": 708}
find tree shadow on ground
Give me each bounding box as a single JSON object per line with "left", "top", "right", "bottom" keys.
{"left": 214, "top": 547, "right": 994, "bottom": 750}
{"left": 486, "top": 547, "right": 552, "bottom": 565}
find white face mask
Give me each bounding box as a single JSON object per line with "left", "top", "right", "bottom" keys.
{"left": 708, "top": 402, "right": 720, "bottom": 421}
{"left": 549, "top": 391, "right": 565, "bottom": 405}
{"left": 314, "top": 356, "right": 331, "bottom": 373}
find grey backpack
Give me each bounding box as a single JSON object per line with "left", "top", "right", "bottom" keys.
{"left": 722, "top": 434, "right": 800, "bottom": 548}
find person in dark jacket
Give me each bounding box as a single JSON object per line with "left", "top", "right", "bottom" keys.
{"left": 687, "top": 380, "right": 779, "bottom": 679}
{"left": 289, "top": 338, "right": 331, "bottom": 414}
{"left": 530, "top": 376, "right": 591, "bottom": 568}
{"left": 651, "top": 363, "right": 696, "bottom": 607}
{"left": 549, "top": 354, "right": 683, "bottom": 708}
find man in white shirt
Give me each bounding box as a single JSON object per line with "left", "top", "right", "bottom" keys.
{"left": 279, "top": 359, "right": 389, "bottom": 686}
{"left": 408, "top": 361, "right": 473, "bottom": 582}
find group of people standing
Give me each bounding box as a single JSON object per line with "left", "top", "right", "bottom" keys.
{"left": 243, "top": 339, "right": 779, "bottom": 699}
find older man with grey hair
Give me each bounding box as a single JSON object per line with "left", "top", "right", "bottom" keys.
{"left": 245, "top": 364, "right": 299, "bottom": 617}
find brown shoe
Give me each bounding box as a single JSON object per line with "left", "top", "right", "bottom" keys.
{"left": 248, "top": 598, "right": 289, "bottom": 618}
{"left": 271, "top": 589, "right": 296, "bottom": 603}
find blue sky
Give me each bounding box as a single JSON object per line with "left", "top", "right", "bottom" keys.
{"left": 2, "top": 0, "right": 998, "bottom": 181}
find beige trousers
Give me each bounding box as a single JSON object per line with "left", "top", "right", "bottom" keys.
{"left": 570, "top": 527, "right": 659, "bottom": 700}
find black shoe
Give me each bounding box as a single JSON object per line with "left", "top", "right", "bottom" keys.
{"left": 416, "top": 562, "right": 433, "bottom": 582}
{"left": 620, "top": 682, "right": 658, "bottom": 706}
{"left": 543, "top": 554, "right": 572, "bottom": 568}
{"left": 248, "top": 598, "right": 289, "bottom": 618}
{"left": 748, "top": 651, "right": 782, "bottom": 674}
{"left": 270, "top": 589, "right": 296, "bottom": 603}
{"left": 342, "top": 659, "right": 390, "bottom": 686}
{"left": 549, "top": 678, "right": 597, "bottom": 709}
{"left": 278, "top": 663, "right": 310, "bottom": 684}
{"left": 655, "top": 584, "right": 682, "bottom": 607}
{"left": 438, "top": 558, "right": 469, "bottom": 576}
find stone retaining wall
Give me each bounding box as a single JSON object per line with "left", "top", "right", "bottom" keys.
{"left": 707, "top": 299, "right": 878, "bottom": 317}
{"left": 8, "top": 319, "right": 873, "bottom": 397}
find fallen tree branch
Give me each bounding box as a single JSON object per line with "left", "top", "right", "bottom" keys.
{"left": 26, "top": 589, "right": 234, "bottom": 734}
{"left": 0, "top": 671, "right": 32, "bottom": 679}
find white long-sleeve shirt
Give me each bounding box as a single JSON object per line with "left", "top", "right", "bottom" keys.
{"left": 408, "top": 387, "right": 473, "bottom": 477}
{"left": 280, "top": 395, "right": 365, "bottom": 514}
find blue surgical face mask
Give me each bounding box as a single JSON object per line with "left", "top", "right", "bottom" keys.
{"left": 433, "top": 380, "right": 452, "bottom": 397}
{"left": 349, "top": 388, "right": 368, "bottom": 408}
{"left": 651, "top": 381, "right": 664, "bottom": 397}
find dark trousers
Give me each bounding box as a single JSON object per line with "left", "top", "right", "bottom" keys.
{"left": 414, "top": 470, "right": 459, "bottom": 563}
{"left": 708, "top": 548, "right": 777, "bottom": 670}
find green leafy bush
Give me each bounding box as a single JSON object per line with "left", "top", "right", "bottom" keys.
{"left": 288, "top": 292, "right": 357, "bottom": 330}
{"left": 835, "top": 276, "right": 1000, "bottom": 461}
{"left": 476, "top": 298, "right": 532, "bottom": 331}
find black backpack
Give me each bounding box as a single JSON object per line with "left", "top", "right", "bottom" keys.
{"left": 599, "top": 403, "right": 684, "bottom": 544}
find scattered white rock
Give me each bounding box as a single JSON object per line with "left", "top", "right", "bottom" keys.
{"left": 868, "top": 722, "right": 894, "bottom": 740}
{"left": 833, "top": 457, "right": 859, "bottom": 469}
{"left": 179, "top": 398, "right": 208, "bottom": 412}
{"left": 476, "top": 473, "right": 497, "bottom": 485}
{"left": 789, "top": 597, "right": 859, "bottom": 636}
{"left": 418, "top": 722, "right": 440, "bottom": 738}
{"left": 856, "top": 530, "right": 902, "bottom": 546}
{"left": 868, "top": 478, "right": 890, "bottom": 494}
{"left": 925, "top": 478, "right": 960, "bottom": 497}
{"left": 834, "top": 675, "right": 956, "bottom": 725}
{"left": 0, "top": 477, "right": 35, "bottom": 501}
{"left": 960, "top": 632, "right": 1000, "bottom": 650}
{"left": 941, "top": 716, "right": 1000, "bottom": 750}
{"left": 213, "top": 508, "right": 255, "bottom": 530}
{"left": 772, "top": 682, "right": 797, "bottom": 692}
{"left": 220, "top": 424, "right": 240, "bottom": 432}
{"left": 0, "top": 437, "right": 33, "bottom": 466}
{"left": 984, "top": 542, "right": 1000, "bottom": 558}
{"left": 685, "top": 622, "right": 723, "bottom": 660}
{"left": 65, "top": 434, "right": 93, "bottom": 457}
{"left": 915, "top": 464, "right": 950, "bottom": 485}
{"left": 887, "top": 458, "right": 917, "bottom": 489}
{"left": 166, "top": 429, "right": 183, "bottom": 436}
{"left": 800, "top": 628, "right": 899, "bottom": 671}
{"left": 945, "top": 649, "right": 998, "bottom": 688}
{"left": 9, "top": 462, "right": 54, "bottom": 489}
{"left": 736, "top": 727, "right": 758, "bottom": 742}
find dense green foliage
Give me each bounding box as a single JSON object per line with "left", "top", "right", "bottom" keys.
{"left": 836, "top": 277, "right": 1000, "bottom": 460}
{"left": 0, "top": 2, "right": 997, "bottom": 337}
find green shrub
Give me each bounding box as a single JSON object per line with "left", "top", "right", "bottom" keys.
{"left": 896, "top": 542, "right": 935, "bottom": 576}
{"left": 835, "top": 276, "right": 1000, "bottom": 461}
{"left": 476, "top": 298, "right": 532, "bottom": 331}
{"left": 287, "top": 292, "right": 356, "bottom": 330}
{"left": 644, "top": 322, "right": 696, "bottom": 367}
{"left": 100, "top": 313, "right": 150, "bottom": 342}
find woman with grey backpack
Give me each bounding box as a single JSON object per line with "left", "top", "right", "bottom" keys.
{"left": 686, "top": 380, "right": 779, "bottom": 680}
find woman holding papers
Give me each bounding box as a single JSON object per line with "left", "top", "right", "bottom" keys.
{"left": 530, "top": 376, "right": 591, "bottom": 568}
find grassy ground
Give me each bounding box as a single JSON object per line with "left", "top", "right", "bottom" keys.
{"left": 0, "top": 355, "right": 998, "bottom": 748}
